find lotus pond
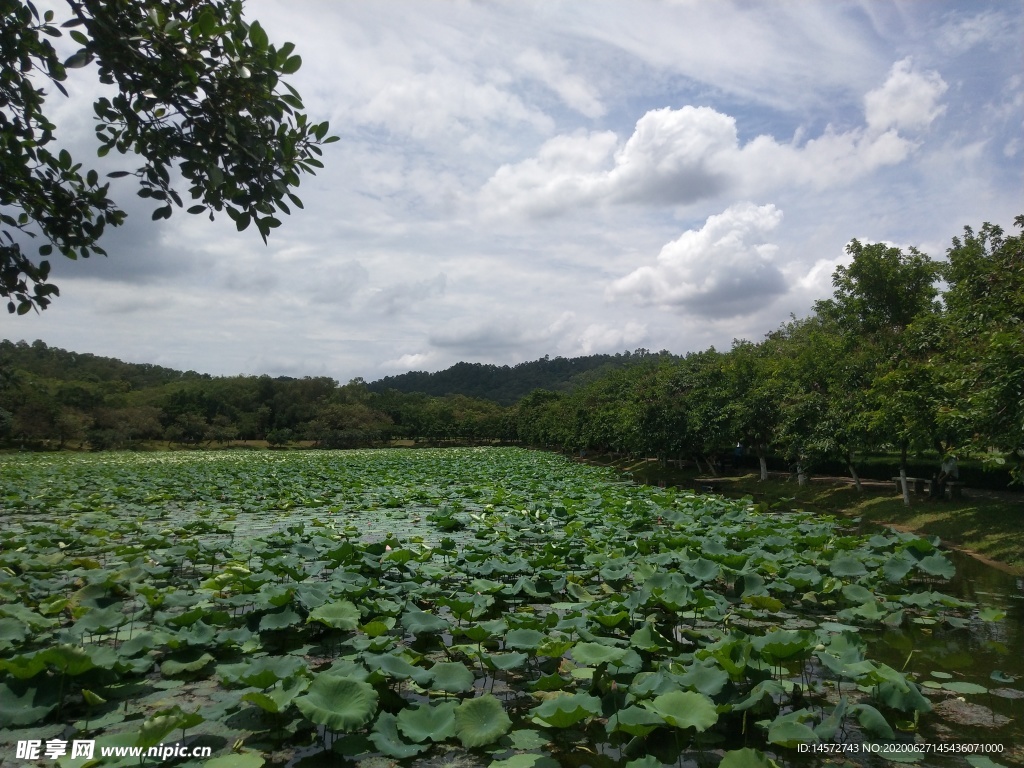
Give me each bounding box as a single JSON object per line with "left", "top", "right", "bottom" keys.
{"left": 0, "top": 448, "right": 1020, "bottom": 768}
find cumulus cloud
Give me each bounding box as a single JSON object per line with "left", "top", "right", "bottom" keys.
{"left": 379, "top": 352, "right": 437, "bottom": 371}
{"left": 577, "top": 321, "right": 647, "bottom": 355}
{"left": 607, "top": 203, "right": 787, "bottom": 318}
{"left": 479, "top": 60, "right": 947, "bottom": 218}
{"left": 864, "top": 57, "right": 948, "bottom": 133}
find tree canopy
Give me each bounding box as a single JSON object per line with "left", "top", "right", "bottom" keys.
{"left": 1, "top": 0, "right": 335, "bottom": 313}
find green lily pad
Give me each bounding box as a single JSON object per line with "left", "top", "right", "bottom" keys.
{"left": 429, "top": 661, "right": 476, "bottom": 693}
{"left": 203, "top": 753, "right": 265, "bottom": 768}
{"left": 397, "top": 702, "right": 457, "bottom": 743}
{"left": 294, "top": 674, "right": 378, "bottom": 731}
{"left": 942, "top": 681, "right": 988, "bottom": 695}
{"left": 455, "top": 694, "right": 512, "bottom": 747}
{"left": 530, "top": 691, "right": 602, "bottom": 728}
{"left": 720, "top": 748, "right": 781, "bottom": 768}
{"left": 647, "top": 691, "right": 718, "bottom": 732}
{"left": 370, "top": 711, "right": 429, "bottom": 758}
{"left": 307, "top": 600, "right": 361, "bottom": 630}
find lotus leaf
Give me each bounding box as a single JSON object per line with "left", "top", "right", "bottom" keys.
{"left": 203, "top": 753, "right": 265, "bottom": 768}
{"left": 572, "top": 642, "right": 628, "bottom": 666}
{"left": 942, "top": 681, "right": 989, "bottom": 695}
{"left": 397, "top": 701, "right": 457, "bottom": 742}
{"left": 454, "top": 694, "right": 512, "bottom": 747}
{"left": 401, "top": 606, "right": 450, "bottom": 635}
{"left": 160, "top": 652, "right": 214, "bottom": 678}
{"left": 608, "top": 705, "right": 663, "bottom": 737}
{"left": 829, "top": 554, "right": 868, "bottom": 578}
{"left": 677, "top": 660, "right": 729, "bottom": 697}
{"left": 505, "top": 628, "right": 545, "bottom": 650}
{"left": 294, "top": 674, "right": 378, "bottom": 731}
{"left": 490, "top": 755, "right": 560, "bottom": 768}
{"left": 307, "top": 600, "right": 360, "bottom": 630}
{"left": 530, "top": 691, "right": 602, "bottom": 728}
{"left": 370, "top": 711, "right": 429, "bottom": 758}
{"left": 850, "top": 702, "right": 895, "bottom": 739}
{"left": 429, "top": 661, "right": 476, "bottom": 693}
{"left": 917, "top": 554, "right": 956, "bottom": 579}
{"left": 0, "top": 680, "right": 59, "bottom": 727}
{"left": 767, "top": 712, "right": 819, "bottom": 747}
{"left": 258, "top": 608, "right": 302, "bottom": 631}
{"left": 719, "top": 749, "right": 780, "bottom": 768}
{"left": 645, "top": 690, "right": 716, "bottom": 732}
{"left": 486, "top": 652, "right": 529, "bottom": 671}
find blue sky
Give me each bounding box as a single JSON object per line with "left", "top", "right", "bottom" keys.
{"left": 9, "top": 0, "right": 1023, "bottom": 380}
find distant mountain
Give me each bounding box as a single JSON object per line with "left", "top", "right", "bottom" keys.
{"left": 0, "top": 338, "right": 207, "bottom": 389}
{"left": 366, "top": 350, "right": 674, "bottom": 405}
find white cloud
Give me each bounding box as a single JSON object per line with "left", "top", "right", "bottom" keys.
{"left": 359, "top": 71, "right": 554, "bottom": 141}
{"left": 607, "top": 203, "right": 787, "bottom": 318}
{"left": 380, "top": 352, "right": 436, "bottom": 371}
{"left": 864, "top": 57, "right": 948, "bottom": 133}
{"left": 480, "top": 60, "right": 947, "bottom": 219}
{"left": 577, "top": 321, "right": 647, "bottom": 355}
{"left": 514, "top": 49, "right": 606, "bottom": 119}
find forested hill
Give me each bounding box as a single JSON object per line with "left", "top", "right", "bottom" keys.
{"left": 0, "top": 339, "right": 208, "bottom": 389}
{"left": 366, "top": 350, "right": 673, "bottom": 405}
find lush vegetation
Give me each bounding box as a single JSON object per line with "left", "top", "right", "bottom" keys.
{"left": 2, "top": 216, "right": 1021, "bottom": 494}
{"left": 367, "top": 352, "right": 674, "bottom": 406}
{"left": 509, "top": 219, "right": 1024, "bottom": 489}
{"left": 0, "top": 448, "right": 1015, "bottom": 766}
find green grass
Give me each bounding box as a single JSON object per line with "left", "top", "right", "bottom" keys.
{"left": 606, "top": 457, "right": 1024, "bottom": 572}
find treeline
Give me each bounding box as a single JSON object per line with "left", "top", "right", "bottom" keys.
{"left": 510, "top": 219, "right": 1024, "bottom": 487}
{"left": 367, "top": 351, "right": 673, "bottom": 405}
{"left": 1, "top": 217, "right": 1020, "bottom": 488}
{"left": 0, "top": 342, "right": 516, "bottom": 449}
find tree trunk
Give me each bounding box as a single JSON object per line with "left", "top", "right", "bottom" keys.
{"left": 693, "top": 456, "right": 704, "bottom": 474}
{"left": 797, "top": 463, "right": 808, "bottom": 486}
{"left": 757, "top": 447, "right": 768, "bottom": 481}
{"left": 705, "top": 456, "right": 718, "bottom": 477}
{"left": 899, "top": 443, "right": 911, "bottom": 506}
{"left": 847, "top": 454, "right": 863, "bottom": 492}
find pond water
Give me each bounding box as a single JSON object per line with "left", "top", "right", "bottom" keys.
{"left": 863, "top": 549, "right": 1024, "bottom": 766}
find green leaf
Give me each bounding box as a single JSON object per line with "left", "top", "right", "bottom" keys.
{"left": 719, "top": 749, "right": 780, "bottom": 768}
{"left": 490, "top": 757, "right": 560, "bottom": 768}
{"left": 397, "top": 702, "right": 456, "bottom": 743}
{"left": 530, "top": 691, "right": 602, "bottom": 728}
{"left": 307, "top": 600, "right": 360, "bottom": 630}
{"left": 505, "top": 628, "right": 545, "bottom": 650}
{"left": 850, "top": 703, "right": 894, "bottom": 739}
{"left": 647, "top": 691, "right": 718, "bottom": 732}
{"left": 941, "top": 681, "right": 988, "bottom": 695}
{"left": 203, "top": 754, "right": 264, "bottom": 768}
{"left": 281, "top": 55, "right": 302, "bottom": 74}
{"left": 608, "top": 705, "right": 663, "bottom": 737}
{"left": 829, "top": 553, "right": 868, "bottom": 578}
{"left": 979, "top": 606, "right": 1006, "bottom": 622}
{"left": 454, "top": 695, "right": 512, "bottom": 748}
{"left": 160, "top": 652, "right": 214, "bottom": 678}
{"left": 571, "top": 642, "right": 628, "bottom": 666}
{"left": 429, "top": 661, "right": 475, "bottom": 693}
{"left": 916, "top": 554, "right": 956, "bottom": 579}
{"left": 401, "top": 606, "right": 449, "bottom": 634}
{"left": 370, "top": 712, "right": 428, "bottom": 758}
{"left": 767, "top": 718, "right": 820, "bottom": 748}
{"left": 294, "top": 675, "right": 378, "bottom": 731}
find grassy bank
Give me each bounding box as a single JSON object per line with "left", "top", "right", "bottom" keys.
{"left": 598, "top": 456, "right": 1024, "bottom": 573}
